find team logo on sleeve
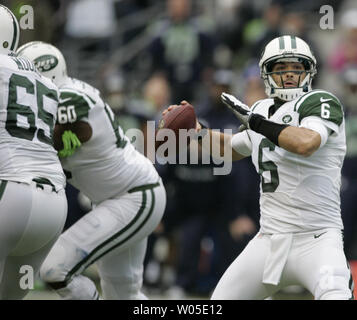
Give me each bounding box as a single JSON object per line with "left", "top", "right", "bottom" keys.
{"left": 282, "top": 115, "right": 292, "bottom": 123}
{"left": 34, "top": 54, "right": 58, "bottom": 72}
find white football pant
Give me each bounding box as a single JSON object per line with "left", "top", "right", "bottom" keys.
{"left": 0, "top": 180, "right": 67, "bottom": 299}
{"left": 211, "top": 228, "right": 354, "bottom": 300}
{"left": 40, "top": 181, "right": 166, "bottom": 300}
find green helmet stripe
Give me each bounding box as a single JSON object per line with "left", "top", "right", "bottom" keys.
{"left": 279, "top": 36, "right": 285, "bottom": 50}
{"left": 290, "top": 35, "right": 297, "bottom": 49}
{"left": 9, "top": 9, "right": 19, "bottom": 51}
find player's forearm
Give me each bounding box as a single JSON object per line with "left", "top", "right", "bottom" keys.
{"left": 197, "top": 129, "right": 245, "bottom": 161}
{"left": 249, "top": 115, "right": 321, "bottom": 157}
{"left": 277, "top": 126, "right": 321, "bottom": 157}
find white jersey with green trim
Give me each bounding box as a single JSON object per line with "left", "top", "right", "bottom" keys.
{"left": 58, "top": 77, "right": 159, "bottom": 203}
{"left": 0, "top": 54, "right": 65, "bottom": 190}
{"left": 232, "top": 89, "right": 346, "bottom": 233}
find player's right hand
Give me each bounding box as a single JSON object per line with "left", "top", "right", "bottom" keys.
{"left": 161, "top": 105, "right": 176, "bottom": 117}
{"left": 221, "top": 92, "right": 252, "bottom": 128}
{"left": 161, "top": 100, "right": 191, "bottom": 117}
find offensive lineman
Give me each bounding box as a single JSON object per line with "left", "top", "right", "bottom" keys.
{"left": 165, "top": 35, "right": 354, "bottom": 299}
{"left": 17, "top": 42, "right": 166, "bottom": 300}
{"left": 0, "top": 6, "right": 67, "bottom": 299}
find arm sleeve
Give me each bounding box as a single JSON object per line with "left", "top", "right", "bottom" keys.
{"left": 297, "top": 91, "right": 343, "bottom": 127}
{"left": 300, "top": 116, "right": 332, "bottom": 148}
{"left": 231, "top": 130, "right": 252, "bottom": 156}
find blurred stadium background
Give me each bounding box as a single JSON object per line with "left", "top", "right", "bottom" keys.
{"left": 5, "top": 0, "right": 357, "bottom": 300}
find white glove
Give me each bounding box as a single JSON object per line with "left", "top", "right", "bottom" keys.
{"left": 221, "top": 92, "right": 252, "bottom": 129}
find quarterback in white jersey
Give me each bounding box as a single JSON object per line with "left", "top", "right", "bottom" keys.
{"left": 0, "top": 6, "right": 67, "bottom": 299}
{"left": 236, "top": 88, "right": 346, "bottom": 234}
{"left": 165, "top": 35, "right": 354, "bottom": 299}
{"left": 17, "top": 42, "right": 166, "bottom": 300}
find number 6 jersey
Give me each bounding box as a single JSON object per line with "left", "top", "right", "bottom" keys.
{"left": 0, "top": 54, "right": 65, "bottom": 190}
{"left": 231, "top": 90, "right": 346, "bottom": 234}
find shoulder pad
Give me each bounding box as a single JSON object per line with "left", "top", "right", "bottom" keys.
{"left": 58, "top": 90, "right": 91, "bottom": 124}
{"left": 295, "top": 90, "right": 343, "bottom": 126}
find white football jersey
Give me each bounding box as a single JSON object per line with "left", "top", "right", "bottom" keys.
{"left": 0, "top": 54, "right": 65, "bottom": 190}
{"left": 231, "top": 90, "right": 346, "bottom": 233}
{"left": 57, "top": 77, "right": 159, "bottom": 203}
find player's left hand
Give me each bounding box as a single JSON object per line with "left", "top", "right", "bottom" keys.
{"left": 58, "top": 130, "right": 81, "bottom": 158}
{"left": 221, "top": 92, "right": 251, "bottom": 128}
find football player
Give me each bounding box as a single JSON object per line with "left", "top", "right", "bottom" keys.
{"left": 166, "top": 35, "right": 354, "bottom": 299}
{"left": 0, "top": 6, "right": 67, "bottom": 299}
{"left": 17, "top": 42, "right": 166, "bottom": 300}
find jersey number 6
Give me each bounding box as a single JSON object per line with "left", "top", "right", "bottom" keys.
{"left": 258, "top": 138, "right": 279, "bottom": 193}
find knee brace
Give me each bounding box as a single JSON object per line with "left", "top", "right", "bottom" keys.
{"left": 314, "top": 265, "right": 354, "bottom": 300}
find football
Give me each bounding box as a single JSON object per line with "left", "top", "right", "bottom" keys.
{"left": 155, "top": 102, "right": 197, "bottom": 152}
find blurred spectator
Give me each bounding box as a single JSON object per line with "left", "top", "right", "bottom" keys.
{"left": 65, "top": 0, "right": 117, "bottom": 40}
{"left": 61, "top": 0, "right": 118, "bottom": 57}
{"left": 103, "top": 71, "right": 126, "bottom": 113}
{"left": 147, "top": 0, "right": 216, "bottom": 103}
{"left": 248, "top": 2, "right": 282, "bottom": 59}
{"left": 125, "top": 73, "right": 172, "bottom": 157}
{"left": 328, "top": 9, "right": 357, "bottom": 73}
{"left": 113, "top": 0, "right": 156, "bottom": 45}
{"left": 339, "top": 65, "right": 357, "bottom": 260}
{"left": 240, "top": 60, "right": 267, "bottom": 106}
{"left": 144, "top": 69, "right": 260, "bottom": 298}
{"left": 215, "top": 0, "right": 258, "bottom": 54}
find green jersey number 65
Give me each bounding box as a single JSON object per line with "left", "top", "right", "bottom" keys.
{"left": 5, "top": 73, "right": 57, "bottom": 146}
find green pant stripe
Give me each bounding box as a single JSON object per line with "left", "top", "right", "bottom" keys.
{"left": 0, "top": 180, "right": 8, "bottom": 201}
{"left": 65, "top": 187, "right": 156, "bottom": 282}
{"left": 128, "top": 182, "right": 160, "bottom": 194}
{"left": 92, "top": 188, "right": 156, "bottom": 265}
{"left": 347, "top": 261, "right": 355, "bottom": 300}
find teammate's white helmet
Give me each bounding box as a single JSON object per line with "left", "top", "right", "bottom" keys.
{"left": 259, "top": 35, "right": 317, "bottom": 101}
{"left": 17, "top": 41, "right": 68, "bottom": 86}
{"left": 0, "top": 5, "right": 20, "bottom": 55}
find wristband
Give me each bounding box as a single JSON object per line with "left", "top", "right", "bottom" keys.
{"left": 249, "top": 114, "right": 288, "bottom": 146}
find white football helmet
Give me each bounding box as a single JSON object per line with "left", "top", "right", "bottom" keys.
{"left": 0, "top": 5, "right": 20, "bottom": 55}
{"left": 17, "top": 41, "right": 68, "bottom": 86}
{"left": 259, "top": 35, "right": 317, "bottom": 101}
